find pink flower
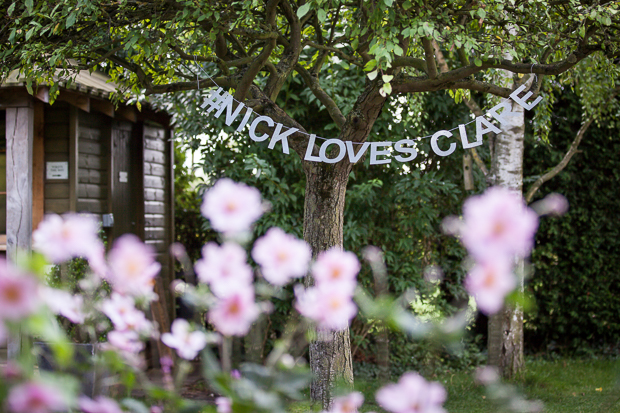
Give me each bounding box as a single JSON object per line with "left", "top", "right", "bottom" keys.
{"left": 295, "top": 285, "right": 357, "bottom": 331}
{"left": 252, "top": 228, "right": 311, "bottom": 286}
{"left": 78, "top": 396, "right": 124, "bottom": 413}
{"left": 312, "top": 249, "right": 360, "bottom": 293}
{"left": 532, "top": 193, "right": 569, "bottom": 216}
{"left": 106, "top": 234, "right": 160, "bottom": 298}
{"left": 376, "top": 372, "right": 446, "bottom": 413}
{"left": 328, "top": 392, "right": 364, "bottom": 413}
{"left": 0, "top": 260, "right": 39, "bottom": 321}
{"left": 465, "top": 259, "right": 516, "bottom": 315}
{"left": 7, "top": 382, "right": 67, "bottom": 413}
{"left": 161, "top": 319, "right": 208, "bottom": 360}
{"left": 33, "top": 213, "right": 103, "bottom": 264}
{"left": 101, "top": 293, "right": 153, "bottom": 335}
{"left": 201, "top": 178, "right": 263, "bottom": 234}
{"left": 194, "top": 242, "right": 253, "bottom": 296}
{"left": 40, "top": 288, "right": 85, "bottom": 324}
{"left": 215, "top": 397, "right": 232, "bottom": 413}
{"left": 461, "top": 187, "right": 538, "bottom": 260}
{"left": 106, "top": 330, "right": 144, "bottom": 354}
{"left": 208, "top": 287, "right": 259, "bottom": 336}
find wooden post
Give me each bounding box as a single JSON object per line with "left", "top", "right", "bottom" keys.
{"left": 5, "top": 103, "right": 34, "bottom": 359}
{"left": 32, "top": 101, "right": 45, "bottom": 230}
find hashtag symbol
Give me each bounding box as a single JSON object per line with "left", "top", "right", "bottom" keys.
{"left": 200, "top": 87, "right": 228, "bottom": 114}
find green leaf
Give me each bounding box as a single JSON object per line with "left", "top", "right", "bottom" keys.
{"left": 477, "top": 8, "right": 486, "bottom": 19}
{"left": 66, "top": 12, "right": 76, "bottom": 28}
{"left": 474, "top": 58, "right": 482, "bottom": 67}
{"left": 7, "top": 2, "right": 15, "bottom": 16}
{"left": 25, "top": 0, "right": 33, "bottom": 12}
{"left": 403, "top": 0, "right": 412, "bottom": 9}
{"left": 382, "top": 74, "right": 394, "bottom": 83}
{"left": 384, "top": 0, "right": 394, "bottom": 6}
{"left": 367, "top": 69, "right": 378, "bottom": 80}
{"left": 364, "top": 60, "right": 377, "bottom": 71}
{"left": 317, "top": 8, "right": 326, "bottom": 23}
{"left": 382, "top": 82, "right": 392, "bottom": 95}
{"left": 296, "top": 3, "right": 311, "bottom": 19}
{"left": 579, "top": 25, "right": 585, "bottom": 38}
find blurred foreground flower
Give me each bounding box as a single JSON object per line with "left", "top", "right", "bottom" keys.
{"left": 0, "top": 260, "right": 39, "bottom": 321}
{"left": 461, "top": 187, "right": 538, "bottom": 261}
{"left": 8, "top": 381, "right": 67, "bottom": 413}
{"left": 78, "top": 396, "right": 124, "bottom": 413}
{"left": 326, "top": 391, "right": 364, "bottom": 413}
{"left": 295, "top": 284, "right": 357, "bottom": 331}
{"left": 465, "top": 259, "right": 516, "bottom": 315}
{"left": 106, "top": 234, "right": 161, "bottom": 299}
{"left": 201, "top": 178, "right": 264, "bottom": 234}
{"left": 376, "top": 372, "right": 446, "bottom": 413}
{"left": 33, "top": 213, "right": 103, "bottom": 264}
{"left": 208, "top": 287, "right": 259, "bottom": 336}
{"left": 252, "top": 227, "right": 311, "bottom": 286}
{"left": 195, "top": 242, "right": 253, "bottom": 296}
{"left": 161, "top": 318, "right": 208, "bottom": 360}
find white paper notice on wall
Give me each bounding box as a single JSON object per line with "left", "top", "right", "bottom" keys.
{"left": 119, "top": 171, "right": 128, "bottom": 183}
{"left": 46, "top": 162, "right": 69, "bottom": 180}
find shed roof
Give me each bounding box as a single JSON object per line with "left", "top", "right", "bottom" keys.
{"left": 3, "top": 69, "right": 118, "bottom": 99}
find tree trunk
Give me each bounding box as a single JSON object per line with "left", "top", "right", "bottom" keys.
{"left": 303, "top": 160, "right": 354, "bottom": 409}
{"left": 488, "top": 74, "right": 526, "bottom": 379}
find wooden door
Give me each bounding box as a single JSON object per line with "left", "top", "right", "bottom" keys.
{"left": 111, "top": 121, "right": 138, "bottom": 239}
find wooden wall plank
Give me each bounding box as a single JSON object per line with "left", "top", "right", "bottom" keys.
{"left": 144, "top": 214, "right": 165, "bottom": 228}
{"left": 44, "top": 139, "right": 69, "bottom": 153}
{"left": 78, "top": 168, "right": 106, "bottom": 184}
{"left": 78, "top": 126, "right": 101, "bottom": 141}
{"left": 77, "top": 199, "right": 107, "bottom": 213}
{"left": 144, "top": 227, "right": 165, "bottom": 240}
{"left": 44, "top": 199, "right": 70, "bottom": 214}
{"left": 78, "top": 139, "right": 102, "bottom": 155}
{"left": 144, "top": 176, "right": 165, "bottom": 189}
{"left": 145, "top": 201, "right": 166, "bottom": 214}
{"left": 78, "top": 154, "right": 103, "bottom": 170}
{"left": 78, "top": 183, "right": 105, "bottom": 199}
{"left": 144, "top": 163, "right": 166, "bottom": 176}
{"left": 144, "top": 138, "right": 165, "bottom": 151}
{"left": 144, "top": 149, "right": 165, "bottom": 165}
{"left": 32, "top": 101, "right": 45, "bottom": 231}
{"left": 69, "top": 107, "right": 78, "bottom": 211}
{"left": 44, "top": 183, "right": 70, "bottom": 199}
{"left": 144, "top": 188, "right": 165, "bottom": 202}
{"left": 44, "top": 123, "right": 69, "bottom": 139}
{"left": 143, "top": 126, "right": 165, "bottom": 139}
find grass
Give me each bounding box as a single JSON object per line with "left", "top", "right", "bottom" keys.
{"left": 310, "top": 358, "right": 620, "bottom": 413}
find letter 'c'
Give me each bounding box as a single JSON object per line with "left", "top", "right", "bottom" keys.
{"left": 430, "top": 130, "right": 456, "bottom": 157}
{"left": 249, "top": 116, "right": 274, "bottom": 142}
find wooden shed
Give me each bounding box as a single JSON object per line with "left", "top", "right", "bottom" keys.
{"left": 0, "top": 71, "right": 175, "bottom": 352}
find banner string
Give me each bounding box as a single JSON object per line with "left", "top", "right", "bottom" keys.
{"left": 192, "top": 59, "right": 484, "bottom": 145}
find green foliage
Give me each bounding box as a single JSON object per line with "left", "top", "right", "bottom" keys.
{"left": 525, "top": 90, "right": 620, "bottom": 353}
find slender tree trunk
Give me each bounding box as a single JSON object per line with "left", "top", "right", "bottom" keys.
{"left": 488, "top": 73, "right": 527, "bottom": 379}
{"left": 303, "top": 161, "right": 354, "bottom": 408}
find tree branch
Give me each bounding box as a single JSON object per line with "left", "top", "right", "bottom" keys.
{"left": 524, "top": 117, "right": 593, "bottom": 203}
{"left": 295, "top": 63, "right": 346, "bottom": 129}
{"left": 264, "top": 0, "right": 302, "bottom": 101}
{"left": 422, "top": 37, "right": 438, "bottom": 78}
{"left": 145, "top": 77, "right": 236, "bottom": 95}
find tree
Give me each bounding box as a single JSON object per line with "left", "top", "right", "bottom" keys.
{"left": 3, "top": 0, "right": 619, "bottom": 406}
